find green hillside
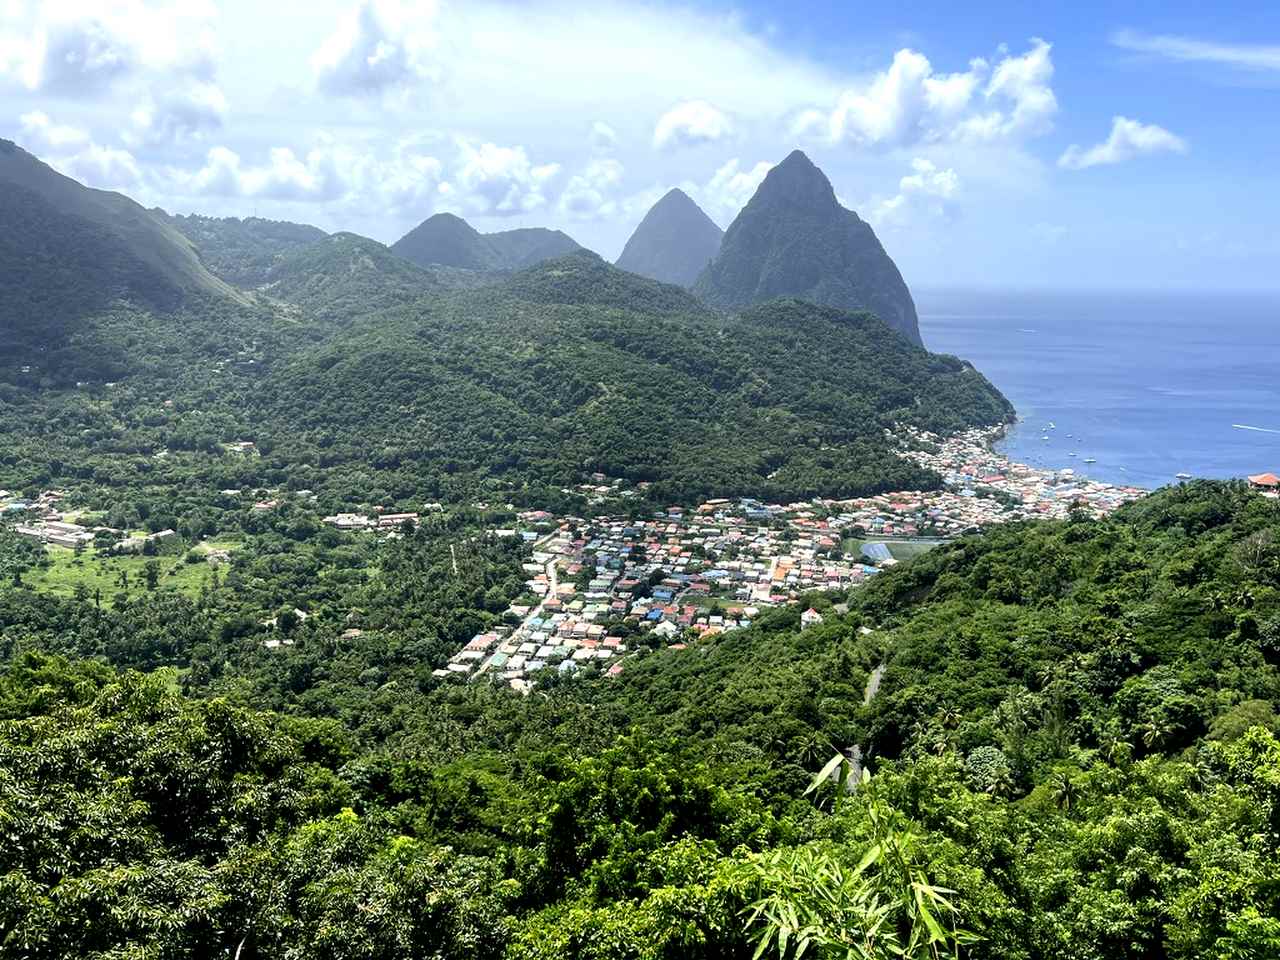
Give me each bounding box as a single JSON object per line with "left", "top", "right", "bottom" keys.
{"left": 0, "top": 140, "right": 237, "bottom": 349}
{"left": 391, "top": 212, "right": 584, "bottom": 271}
{"left": 251, "top": 251, "right": 1012, "bottom": 504}
{"left": 2, "top": 483, "right": 1279, "bottom": 958}
{"left": 160, "top": 211, "right": 328, "bottom": 287}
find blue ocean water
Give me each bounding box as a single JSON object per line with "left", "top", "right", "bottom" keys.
{"left": 917, "top": 289, "right": 1280, "bottom": 490}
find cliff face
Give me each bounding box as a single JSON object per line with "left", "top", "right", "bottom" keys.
{"left": 616, "top": 188, "right": 723, "bottom": 288}
{"left": 693, "top": 150, "right": 922, "bottom": 346}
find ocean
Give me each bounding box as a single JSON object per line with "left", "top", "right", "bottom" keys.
{"left": 917, "top": 289, "right": 1280, "bottom": 490}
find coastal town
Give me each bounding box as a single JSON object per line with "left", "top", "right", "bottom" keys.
{"left": 434, "top": 427, "right": 1154, "bottom": 688}
{"left": 10, "top": 425, "right": 1277, "bottom": 693}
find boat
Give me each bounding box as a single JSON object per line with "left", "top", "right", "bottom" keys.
{"left": 1041, "top": 435, "right": 1050, "bottom": 441}
{"left": 1068, "top": 453, "right": 1077, "bottom": 458}
{"left": 1176, "top": 472, "right": 1193, "bottom": 480}
{"left": 1084, "top": 458, "right": 1097, "bottom": 464}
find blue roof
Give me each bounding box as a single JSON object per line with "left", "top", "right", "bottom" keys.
{"left": 646, "top": 609, "right": 663, "bottom": 621}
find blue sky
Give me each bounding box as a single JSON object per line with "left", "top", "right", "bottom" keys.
{"left": 2, "top": 0, "right": 1276, "bottom": 293}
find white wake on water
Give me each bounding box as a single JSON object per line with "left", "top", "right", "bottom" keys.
{"left": 1232, "top": 424, "right": 1280, "bottom": 435}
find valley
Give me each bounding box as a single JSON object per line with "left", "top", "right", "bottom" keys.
{"left": 0, "top": 113, "right": 1277, "bottom": 960}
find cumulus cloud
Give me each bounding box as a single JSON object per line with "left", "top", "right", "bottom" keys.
{"left": 870, "top": 157, "right": 960, "bottom": 228}
{"left": 130, "top": 81, "right": 227, "bottom": 146}
{"left": 559, "top": 157, "right": 624, "bottom": 219}
{"left": 312, "top": 0, "right": 439, "bottom": 97}
{"left": 16, "top": 109, "right": 141, "bottom": 190}
{"left": 182, "top": 143, "right": 357, "bottom": 201}
{"left": 1059, "top": 116, "right": 1187, "bottom": 170}
{"left": 440, "top": 139, "right": 560, "bottom": 216}
{"left": 694, "top": 157, "right": 771, "bottom": 220}
{"left": 589, "top": 120, "right": 618, "bottom": 154}
{"left": 797, "top": 39, "right": 1056, "bottom": 149}
{"left": 0, "top": 1, "right": 217, "bottom": 94}
{"left": 653, "top": 99, "right": 733, "bottom": 150}
{"left": 58, "top": 142, "right": 143, "bottom": 189}
{"left": 19, "top": 109, "right": 89, "bottom": 149}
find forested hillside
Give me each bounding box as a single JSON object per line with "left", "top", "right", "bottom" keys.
{"left": 160, "top": 211, "right": 328, "bottom": 287}
{"left": 0, "top": 140, "right": 237, "bottom": 352}
{"left": 3, "top": 482, "right": 1279, "bottom": 958}
{"left": 252, "top": 252, "right": 1011, "bottom": 505}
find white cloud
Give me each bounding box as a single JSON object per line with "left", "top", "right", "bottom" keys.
{"left": 15, "top": 108, "right": 141, "bottom": 190}
{"left": 559, "top": 157, "right": 624, "bottom": 219}
{"left": 799, "top": 39, "right": 1056, "bottom": 149}
{"left": 0, "top": 1, "right": 218, "bottom": 94}
{"left": 869, "top": 157, "right": 960, "bottom": 228}
{"left": 441, "top": 139, "right": 560, "bottom": 216}
{"left": 58, "top": 142, "right": 142, "bottom": 190}
{"left": 653, "top": 99, "right": 733, "bottom": 150}
{"left": 1059, "top": 116, "right": 1187, "bottom": 170}
{"left": 1112, "top": 30, "right": 1280, "bottom": 73}
{"left": 589, "top": 120, "right": 618, "bottom": 154}
{"left": 183, "top": 143, "right": 355, "bottom": 201}
{"left": 694, "top": 157, "right": 772, "bottom": 221}
{"left": 312, "top": 0, "right": 439, "bottom": 96}
{"left": 19, "top": 109, "right": 89, "bottom": 149}
{"left": 130, "top": 80, "right": 227, "bottom": 146}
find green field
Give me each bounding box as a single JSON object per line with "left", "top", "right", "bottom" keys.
{"left": 840, "top": 537, "right": 945, "bottom": 563}
{"left": 26, "top": 545, "right": 223, "bottom": 600}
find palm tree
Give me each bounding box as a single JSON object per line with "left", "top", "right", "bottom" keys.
{"left": 1049, "top": 772, "right": 1078, "bottom": 812}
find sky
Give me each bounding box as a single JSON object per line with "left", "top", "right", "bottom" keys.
{"left": 2, "top": 0, "right": 1278, "bottom": 292}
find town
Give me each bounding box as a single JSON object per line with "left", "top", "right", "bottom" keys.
{"left": 434, "top": 427, "right": 1154, "bottom": 688}
{"left": 13, "top": 427, "right": 1274, "bottom": 695}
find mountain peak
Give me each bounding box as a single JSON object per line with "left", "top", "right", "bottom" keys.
{"left": 391, "top": 213, "right": 584, "bottom": 271}
{"left": 754, "top": 149, "right": 838, "bottom": 213}
{"left": 692, "top": 149, "right": 921, "bottom": 345}
{"left": 615, "top": 188, "right": 723, "bottom": 287}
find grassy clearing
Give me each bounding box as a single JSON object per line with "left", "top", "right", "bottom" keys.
{"left": 841, "top": 537, "right": 944, "bottom": 563}
{"left": 26, "top": 546, "right": 217, "bottom": 600}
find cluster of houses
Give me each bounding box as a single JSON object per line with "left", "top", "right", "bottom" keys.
{"left": 2, "top": 488, "right": 178, "bottom": 552}
{"left": 322, "top": 511, "right": 423, "bottom": 531}
{"left": 894, "top": 427, "right": 1147, "bottom": 524}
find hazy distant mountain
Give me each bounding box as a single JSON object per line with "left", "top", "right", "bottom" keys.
{"left": 0, "top": 139, "right": 237, "bottom": 344}
{"left": 485, "top": 227, "right": 583, "bottom": 270}
{"left": 615, "top": 188, "right": 723, "bottom": 287}
{"left": 160, "top": 212, "right": 328, "bottom": 287}
{"left": 693, "top": 150, "right": 922, "bottom": 346}
{"left": 391, "top": 213, "right": 584, "bottom": 272}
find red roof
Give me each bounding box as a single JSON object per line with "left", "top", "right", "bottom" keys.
{"left": 1249, "top": 473, "right": 1280, "bottom": 487}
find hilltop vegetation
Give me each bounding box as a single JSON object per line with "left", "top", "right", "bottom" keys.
{"left": 391, "top": 212, "right": 584, "bottom": 272}
{"left": 251, "top": 252, "right": 1012, "bottom": 505}
{"left": 160, "top": 211, "right": 328, "bottom": 287}
{"left": 3, "top": 483, "right": 1280, "bottom": 958}
{"left": 0, "top": 140, "right": 236, "bottom": 352}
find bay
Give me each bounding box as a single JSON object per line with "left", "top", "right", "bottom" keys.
{"left": 918, "top": 289, "right": 1280, "bottom": 489}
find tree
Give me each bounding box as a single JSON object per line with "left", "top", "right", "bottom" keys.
{"left": 144, "top": 559, "right": 161, "bottom": 591}
{"left": 748, "top": 770, "right": 976, "bottom": 960}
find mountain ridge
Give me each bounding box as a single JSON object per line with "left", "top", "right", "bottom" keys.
{"left": 390, "top": 212, "right": 585, "bottom": 272}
